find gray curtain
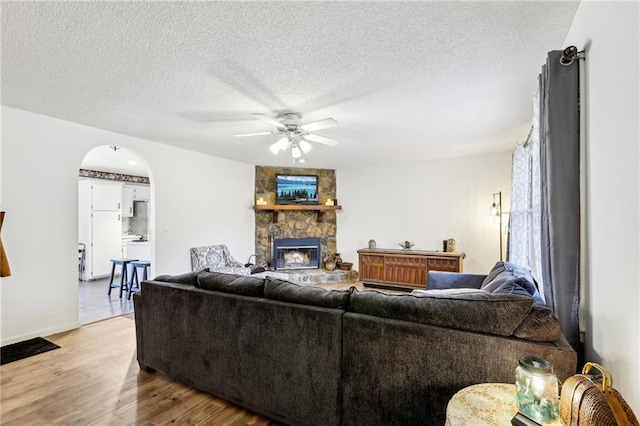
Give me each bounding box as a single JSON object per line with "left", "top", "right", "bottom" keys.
{"left": 539, "top": 50, "right": 581, "bottom": 350}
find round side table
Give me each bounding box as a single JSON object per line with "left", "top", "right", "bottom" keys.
{"left": 445, "top": 383, "right": 564, "bottom": 425}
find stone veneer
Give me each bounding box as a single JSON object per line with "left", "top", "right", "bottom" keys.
{"left": 255, "top": 166, "right": 337, "bottom": 267}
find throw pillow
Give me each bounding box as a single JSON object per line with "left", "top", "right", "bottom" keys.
{"left": 481, "top": 275, "right": 535, "bottom": 299}
{"left": 481, "top": 261, "right": 509, "bottom": 287}
{"left": 481, "top": 261, "right": 545, "bottom": 305}
{"left": 153, "top": 268, "right": 210, "bottom": 286}
{"left": 197, "top": 271, "right": 265, "bottom": 297}
{"left": 264, "top": 277, "right": 350, "bottom": 309}
{"left": 482, "top": 261, "right": 540, "bottom": 288}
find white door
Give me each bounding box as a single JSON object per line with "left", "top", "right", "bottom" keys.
{"left": 92, "top": 183, "right": 122, "bottom": 211}
{"left": 91, "top": 211, "right": 121, "bottom": 277}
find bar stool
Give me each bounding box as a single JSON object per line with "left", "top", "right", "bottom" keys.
{"left": 108, "top": 258, "right": 138, "bottom": 298}
{"left": 127, "top": 260, "right": 151, "bottom": 300}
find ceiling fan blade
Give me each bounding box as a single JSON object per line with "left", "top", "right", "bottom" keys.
{"left": 303, "top": 133, "right": 339, "bottom": 147}
{"left": 301, "top": 118, "right": 339, "bottom": 132}
{"left": 234, "top": 132, "right": 273, "bottom": 137}
{"left": 252, "top": 113, "right": 285, "bottom": 128}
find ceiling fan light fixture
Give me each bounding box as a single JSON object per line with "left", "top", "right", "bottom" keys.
{"left": 291, "top": 145, "right": 302, "bottom": 159}
{"left": 269, "top": 142, "right": 282, "bottom": 155}
{"left": 269, "top": 137, "right": 289, "bottom": 155}
{"left": 277, "top": 137, "right": 290, "bottom": 150}
{"left": 299, "top": 140, "right": 312, "bottom": 154}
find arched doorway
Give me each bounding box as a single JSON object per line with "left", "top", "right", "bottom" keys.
{"left": 78, "top": 145, "right": 154, "bottom": 324}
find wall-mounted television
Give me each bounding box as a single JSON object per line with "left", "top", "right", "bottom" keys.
{"left": 276, "top": 174, "right": 319, "bottom": 205}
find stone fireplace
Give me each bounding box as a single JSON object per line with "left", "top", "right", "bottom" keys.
{"left": 255, "top": 166, "right": 337, "bottom": 268}
{"left": 273, "top": 237, "right": 321, "bottom": 270}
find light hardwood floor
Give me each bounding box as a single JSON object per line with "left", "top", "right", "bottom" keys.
{"left": 0, "top": 315, "right": 281, "bottom": 425}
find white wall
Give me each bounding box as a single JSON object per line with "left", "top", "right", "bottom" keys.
{"left": 337, "top": 151, "right": 512, "bottom": 274}
{"left": 563, "top": 1, "right": 639, "bottom": 412}
{"left": 0, "top": 106, "right": 255, "bottom": 345}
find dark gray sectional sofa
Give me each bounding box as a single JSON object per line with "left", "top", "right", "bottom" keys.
{"left": 134, "top": 266, "right": 577, "bottom": 426}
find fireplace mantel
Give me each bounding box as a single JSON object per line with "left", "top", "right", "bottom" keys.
{"left": 254, "top": 204, "right": 342, "bottom": 223}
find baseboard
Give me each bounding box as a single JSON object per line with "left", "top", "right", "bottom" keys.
{"left": 1, "top": 321, "right": 81, "bottom": 346}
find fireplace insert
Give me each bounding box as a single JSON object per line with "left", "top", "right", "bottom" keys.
{"left": 273, "top": 237, "right": 321, "bottom": 270}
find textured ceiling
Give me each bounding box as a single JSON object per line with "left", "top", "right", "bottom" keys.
{"left": 1, "top": 1, "right": 579, "bottom": 170}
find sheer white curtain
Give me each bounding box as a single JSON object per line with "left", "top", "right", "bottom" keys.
{"left": 508, "top": 86, "right": 544, "bottom": 301}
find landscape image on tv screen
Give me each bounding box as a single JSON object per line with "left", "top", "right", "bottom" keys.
{"left": 276, "top": 174, "right": 319, "bottom": 205}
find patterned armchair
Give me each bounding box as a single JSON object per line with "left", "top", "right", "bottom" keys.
{"left": 190, "top": 245, "right": 251, "bottom": 276}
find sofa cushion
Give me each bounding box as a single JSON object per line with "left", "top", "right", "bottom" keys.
{"left": 513, "top": 304, "right": 562, "bottom": 342}
{"left": 197, "top": 271, "right": 265, "bottom": 297}
{"left": 153, "top": 268, "right": 210, "bottom": 286}
{"left": 264, "top": 277, "right": 350, "bottom": 309}
{"left": 481, "top": 261, "right": 545, "bottom": 305}
{"left": 349, "top": 288, "right": 534, "bottom": 336}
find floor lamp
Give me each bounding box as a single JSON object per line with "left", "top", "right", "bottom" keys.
{"left": 490, "top": 192, "right": 503, "bottom": 261}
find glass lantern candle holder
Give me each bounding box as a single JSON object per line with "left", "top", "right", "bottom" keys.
{"left": 515, "top": 356, "right": 560, "bottom": 423}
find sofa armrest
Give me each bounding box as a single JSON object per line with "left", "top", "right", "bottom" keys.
{"left": 133, "top": 292, "right": 146, "bottom": 368}
{"left": 426, "top": 271, "right": 486, "bottom": 289}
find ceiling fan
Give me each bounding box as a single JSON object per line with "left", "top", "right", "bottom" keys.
{"left": 234, "top": 112, "right": 339, "bottom": 162}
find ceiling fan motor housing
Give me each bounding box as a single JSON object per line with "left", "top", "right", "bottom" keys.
{"left": 279, "top": 112, "right": 303, "bottom": 127}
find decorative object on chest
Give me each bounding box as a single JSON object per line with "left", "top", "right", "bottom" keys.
{"left": 399, "top": 240, "right": 415, "bottom": 249}
{"left": 446, "top": 238, "right": 456, "bottom": 253}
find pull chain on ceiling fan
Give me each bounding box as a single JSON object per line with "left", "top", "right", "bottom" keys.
{"left": 234, "top": 112, "right": 339, "bottom": 162}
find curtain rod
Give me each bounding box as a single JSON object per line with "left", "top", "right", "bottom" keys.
{"left": 560, "top": 45, "right": 585, "bottom": 66}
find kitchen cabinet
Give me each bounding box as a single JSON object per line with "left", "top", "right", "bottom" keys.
{"left": 132, "top": 185, "right": 150, "bottom": 201}
{"left": 122, "top": 186, "right": 135, "bottom": 217}
{"left": 90, "top": 182, "right": 122, "bottom": 211}
{"left": 79, "top": 180, "right": 123, "bottom": 280}
{"left": 122, "top": 184, "right": 150, "bottom": 218}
